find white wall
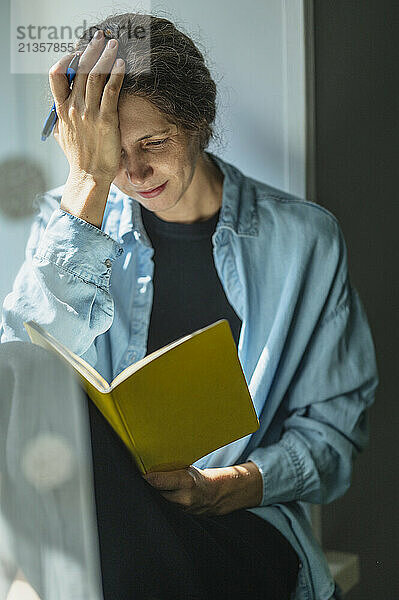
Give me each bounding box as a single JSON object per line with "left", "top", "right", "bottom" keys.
{"left": 152, "top": 0, "right": 306, "bottom": 193}
{"left": 0, "top": 0, "right": 307, "bottom": 308}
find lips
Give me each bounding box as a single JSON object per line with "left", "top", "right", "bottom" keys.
{"left": 137, "top": 181, "right": 168, "bottom": 198}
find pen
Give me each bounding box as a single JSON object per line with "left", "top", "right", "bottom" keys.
{"left": 41, "top": 52, "right": 80, "bottom": 141}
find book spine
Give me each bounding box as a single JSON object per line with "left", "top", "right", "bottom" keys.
{"left": 111, "top": 394, "right": 147, "bottom": 474}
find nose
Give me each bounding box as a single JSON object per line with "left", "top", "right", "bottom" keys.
{"left": 122, "top": 153, "right": 154, "bottom": 188}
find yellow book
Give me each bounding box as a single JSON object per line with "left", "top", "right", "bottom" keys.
{"left": 24, "top": 319, "right": 259, "bottom": 474}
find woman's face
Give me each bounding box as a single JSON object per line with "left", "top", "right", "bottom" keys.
{"left": 113, "top": 95, "right": 201, "bottom": 216}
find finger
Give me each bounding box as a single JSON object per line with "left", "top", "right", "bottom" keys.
{"left": 70, "top": 30, "right": 107, "bottom": 105}
{"left": 144, "top": 471, "right": 179, "bottom": 490}
{"left": 99, "top": 57, "right": 125, "bottom": 116}
{"left": 144, "top": 469, "right": 189, "bottom": 491}
{"left": 160, "top": 490, "right": 192, "bottom": 509}
{"left": 48, "top": 52, "right": 77, "bottom": 107}
{"left": 86, "top": 41, "right": 123, "bottom": 111}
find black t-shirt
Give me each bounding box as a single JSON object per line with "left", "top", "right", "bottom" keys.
{"left": 140, "top": 204, "right": 242, "bottom": 354}
{"left": 87, "top": 205, "right": 299, "bottom": 598}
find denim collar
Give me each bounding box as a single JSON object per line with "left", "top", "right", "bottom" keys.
{"left": 109, "top": 151, "right": 259, "bottom": 246}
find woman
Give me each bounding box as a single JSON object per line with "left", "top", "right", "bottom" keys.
{"left": 0, "top": 12, "right": 378, "bottom": 600}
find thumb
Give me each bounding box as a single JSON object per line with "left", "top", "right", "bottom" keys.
{"left": 52, "top": 118, "right": 59, "bottom": 140}
{"left": 144, "top": 469, "right": 185, "bottom": 490}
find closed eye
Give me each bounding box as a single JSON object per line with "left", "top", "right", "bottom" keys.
{"left": 145, "top": 139, "right": 169, "bottom": 148}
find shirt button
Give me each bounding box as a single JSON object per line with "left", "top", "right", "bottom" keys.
{"left": 104, "top": 258, "right": 112, "bottom": 268}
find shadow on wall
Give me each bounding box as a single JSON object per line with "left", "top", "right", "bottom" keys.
{"left": 0, "top": 156, "right": 46, "bottom": 219}
{"left": 0, "top": 155, "right": 47, "bottom": 308}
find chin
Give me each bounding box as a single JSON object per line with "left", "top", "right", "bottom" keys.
{"left": 138, "top": 198, "right": 175, "bottom": 213}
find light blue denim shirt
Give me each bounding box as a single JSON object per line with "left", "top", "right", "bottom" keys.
{"left": 1, "top": 151, "right": 379, "bottom": 600}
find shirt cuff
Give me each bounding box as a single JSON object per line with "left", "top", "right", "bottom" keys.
{"left": 247, "top": 437, "right": 303, "bottom": 506}
{"left": 33, "top": 208, "right": 124, "bottom": 290}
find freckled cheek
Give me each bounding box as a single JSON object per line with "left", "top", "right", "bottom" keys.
{"left": 169, "top": 165, "right": 191, "bottom": 192}
{"left": 161, "top": 157, "right": 188, "bottom": 186}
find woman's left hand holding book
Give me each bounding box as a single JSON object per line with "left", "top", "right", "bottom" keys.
{"left": 143, "top": 461, "right": 263, "bottom": 515}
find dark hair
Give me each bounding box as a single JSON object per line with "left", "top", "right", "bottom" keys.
{"left": 74, "top": 12, "right": 219, "bottom": 153}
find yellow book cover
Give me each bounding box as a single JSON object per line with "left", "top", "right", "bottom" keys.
{"left": 24, "top": 319, "right": 259, "bottom": 474}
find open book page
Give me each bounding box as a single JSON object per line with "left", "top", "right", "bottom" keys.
{"left": 23, "top": 321, "right": 110, "bottom": 391}
{"left": 24, "top": 319, "right": 229, "bottom": 393}
{"left": 109, "top": 319, "right": 227, "bottom": 391}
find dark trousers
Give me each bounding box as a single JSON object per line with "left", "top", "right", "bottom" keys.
{"left": 88, "top": 396, "right": 300, "bottom": 600}
{"left": 0, "top": 340, "right": 299, "bottom": 600}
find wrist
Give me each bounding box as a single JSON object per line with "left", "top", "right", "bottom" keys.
{"left": 68, "top": 168, "right": 113, "bottom": 188}
{"left": 233, "top": 461, "right": 263, "bottom": 508}
{"left": 204, "top": 462, "right": 263, "bottom": 514}
{"left": 61, "top": 170, "right": 112, "bottom": 228}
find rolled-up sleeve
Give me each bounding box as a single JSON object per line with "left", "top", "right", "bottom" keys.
{"left": 248, "top": 221, "right": 379, "bottom": 506}
{"left": 1, "top": 197, "right": 123, "bottom": 365}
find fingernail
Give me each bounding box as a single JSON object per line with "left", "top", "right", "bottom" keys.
{"left": 94, "top": 30, "right": 103, "bottom": 39}
{"left": 107, "top": 39, "right": 117, "bottom": 49}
